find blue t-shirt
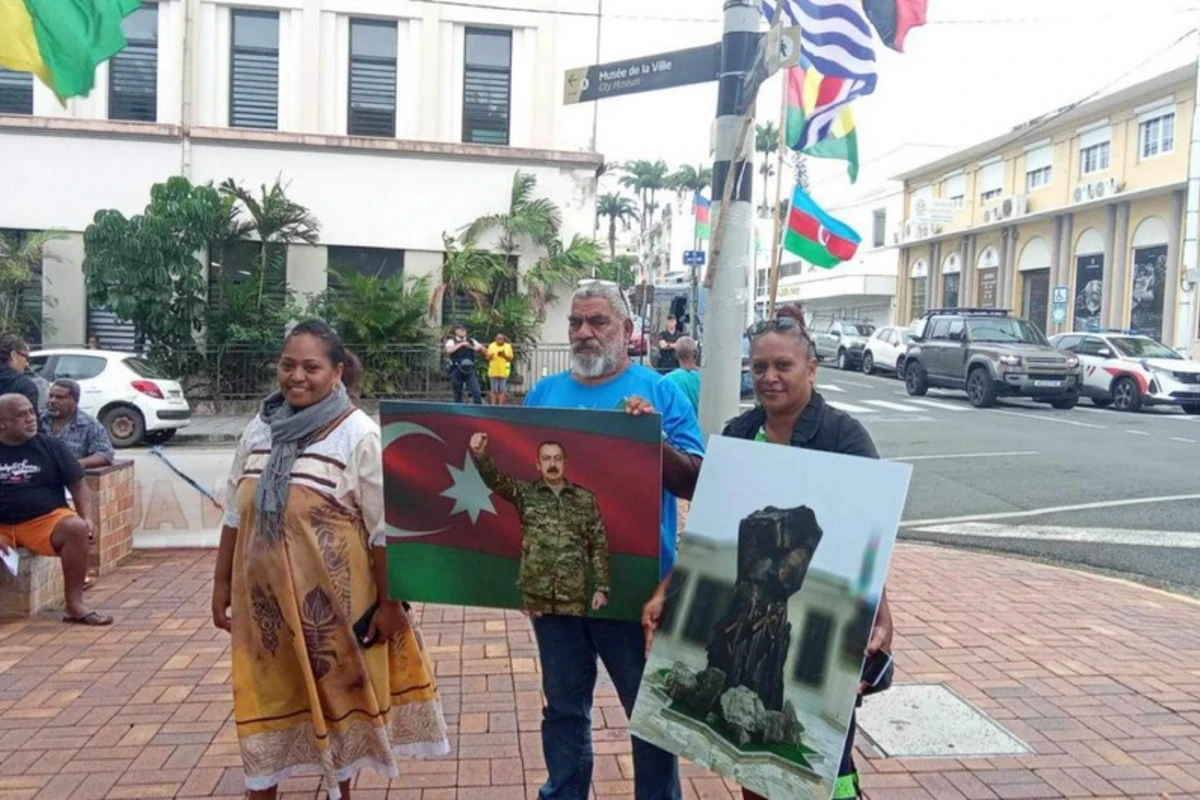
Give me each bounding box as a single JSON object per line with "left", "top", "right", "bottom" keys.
{"left": 662, "top": 368, "right": 701, "bottom": 415}
{"left": 525, "top": 363, "right": 705, "bottom": 578}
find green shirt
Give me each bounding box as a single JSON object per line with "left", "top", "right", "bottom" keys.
{"left": 663, "top": 367, "right": 701, "bottom": 414}
{"left": 474, "top": 454, "right": 611, "bottom": 611}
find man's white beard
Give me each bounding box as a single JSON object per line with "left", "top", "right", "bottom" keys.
{"left": 571, "top": 339, "right": 623, "bottom": 379}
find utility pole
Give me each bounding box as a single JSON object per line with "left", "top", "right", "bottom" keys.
{"left": 1177, "top": 19, "right": 1200, "bottom": 356}
{"left": 698, "top": 0, "right": 758, "bottom": 437}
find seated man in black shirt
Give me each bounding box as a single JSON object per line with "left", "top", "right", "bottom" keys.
{"left": 0, "top": 394, "right": 112, "bottom": 625}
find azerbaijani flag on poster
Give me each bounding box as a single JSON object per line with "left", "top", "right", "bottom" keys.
{"left": 862, "top": 0, "right": 929, "bottom": 53}
{"left": 0, "top": 0, "right": 141, "bottom": 100}
{"left": 786, "top": 65, "right": 860, "bottom": 182}
{"left": 694, "top": 192, "right": 712, "bottom": 240}
{"left": 783, "top": 184, "right": 861, "bottom": 268}
{"left": 381, "top": 402, "right": 663, "bottom": 621}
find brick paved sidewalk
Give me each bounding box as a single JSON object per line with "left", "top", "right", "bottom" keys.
{"left": 2, "top": 545, "right": 1199, "bottom": 800}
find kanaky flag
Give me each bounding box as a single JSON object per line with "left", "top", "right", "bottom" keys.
{"left": 381, "top": 401, "right": 663, "bottom": 621}
{"left": 862, "top": 0, "right": 928, "bottom": 53}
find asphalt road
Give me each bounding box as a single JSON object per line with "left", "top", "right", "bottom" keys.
{"left": 792, "top": 366, "right": 1200, "bottom": 593}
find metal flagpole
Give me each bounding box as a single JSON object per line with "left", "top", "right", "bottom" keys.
{"left": 698, "top": 0, "right": 758, "bottom": 436}
{"left": 1176, "top": 16, "right": 1200, "bottom": 355}
{"left": 766, "top": 74, "right": 789, "bottom": 317}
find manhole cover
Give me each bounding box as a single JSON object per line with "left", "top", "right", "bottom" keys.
{"left": 857, "top": 684, "right": 1031, "bottom": 758}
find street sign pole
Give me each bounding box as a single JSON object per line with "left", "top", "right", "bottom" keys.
{"left": 699, "top": 0, "right": 759, "bottom": 438}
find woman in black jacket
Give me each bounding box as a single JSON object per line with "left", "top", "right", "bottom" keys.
{"left": 726, "top": 315, "right": 893, "bottom": 800}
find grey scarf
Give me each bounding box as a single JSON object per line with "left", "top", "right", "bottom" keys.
{"left": 255, "top": 383, "right": 352, "bottom": 542}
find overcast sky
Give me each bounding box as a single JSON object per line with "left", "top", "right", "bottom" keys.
{"left": 589, "top": 0, "right": 1198, "bottom": 197}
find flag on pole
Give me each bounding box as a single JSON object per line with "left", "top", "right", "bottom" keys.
{"left": 760, "top": 0, "right": 877, "bottom": 95}
{"left": 783, "top": 184, "right": 861, "bottom": 268}
{"left": 694, "top": 192, "right": 712, "bottom": 240}
{"left": 862, "top": 0, "right": 928, "bottom": 53}
{"left": 0, "top": 0, "right": 141, "bottom": 100}
{"left": 786, "top": 64, "right": 860, "bottom": 180}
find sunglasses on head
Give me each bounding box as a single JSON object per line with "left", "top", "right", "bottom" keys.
{"left": 746, "top": 317, "right": 805, "bottom": 338}
{"left": 577, "top": 279, "right": 632, "bottom": 316}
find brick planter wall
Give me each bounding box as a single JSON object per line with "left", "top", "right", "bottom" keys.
{"left": 85, "top": 461, "right": 135, "bottom": 576}
{"left": 0, "top": 553, "right": 64, "bottom": 618}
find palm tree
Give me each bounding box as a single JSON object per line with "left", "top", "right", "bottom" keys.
{"left": 596, "top": 193, "right": 638, "bottom": 261}
{"left": 430, "top": 232, "right": 502, "bottom": 322}
{"left": 619, "top": 159, "right": 670, "bottom": 231}
{"left": 667, "top": 164, "right": 713, "bottom": 202}
{"left": 756, "top": 122, "right": 780, "bottom": 217}
{"left": 525, "top": 235, "right": 602, "bottom": 319}
{"left": 0, "top": 229, "right": 63, "bottom": 337}
{"left": 218, "top": 177, "right": 320, "bottom": 306}
{"left": 463, "top": 171, "right": 561, "bottom": 256}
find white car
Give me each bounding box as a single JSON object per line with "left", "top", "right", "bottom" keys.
{"left": 28, "top": 349, "right": 192, "bottom": 447}
{"left": 1048, "top": 333, "right": 1200, "bottom": 414}
{"left": 861, "top": 326, "right": 913, "bottom": 378}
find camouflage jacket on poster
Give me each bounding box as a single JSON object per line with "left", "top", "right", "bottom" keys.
{"left": 473, "top": 454, "right": 611, "bottom": 612}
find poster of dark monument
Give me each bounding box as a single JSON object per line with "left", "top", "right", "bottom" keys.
{"left": 630, "top": 437, "right": 912, "bottom": 799}
{"left": 1073, "top": 254, "right": 1104, "bottom": 332}
{"left": 1130, "top": 245, "right": 1167, "bottom": 341}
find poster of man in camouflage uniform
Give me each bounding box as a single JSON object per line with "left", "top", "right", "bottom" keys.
{"left": 469, "top": 432, "right": 611, "bottom": 616}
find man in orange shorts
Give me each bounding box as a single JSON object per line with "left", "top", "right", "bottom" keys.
{"left": 0, "top": 393, "right": 112, "bottom": 625}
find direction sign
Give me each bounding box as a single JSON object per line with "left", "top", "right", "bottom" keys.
{"left": 563, "top": 43, "right": 722, "bottom": 105}
{"left": 683, "top": 250, "right": 707, "bottom": 267}
{"left": 765, "top": 25, "right": 802, "bottom": 76}
{"left": 1052, "top": 285, "right": 1069, "bottom": 305}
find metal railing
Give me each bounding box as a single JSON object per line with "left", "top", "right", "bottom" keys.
{"left": 180, "top": 343, "right": 576, "bottom": 402}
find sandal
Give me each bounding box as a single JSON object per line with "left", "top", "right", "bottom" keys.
{"left": 62, "top": 610, "right": 114, "bottom": 626}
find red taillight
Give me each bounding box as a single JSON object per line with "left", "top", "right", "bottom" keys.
{"left": 131, "top": 380, "right": 164, "bottom": 399}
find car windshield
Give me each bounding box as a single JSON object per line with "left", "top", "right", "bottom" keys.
{"left": 966, "top": 317, "right": 1047, "bottom": 345}
{"left": 124, "top": 357, "right": 170, "bottom": 379}
{"left": 1109, "top": 336, "right": 1181, "bottom": 360}
{"left": 841, "top": 324, "right": 874, "bottom": 336}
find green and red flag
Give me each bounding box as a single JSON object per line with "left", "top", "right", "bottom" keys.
{"left": 381, "top": 401, "right": 663, "bottom": 621}
{"left": 783, "top": 184, "right": 861, "bottom": 268}
{"left": 862, "top": 0, "right": 929, "bottom": 53}
{"left": 0, "top": 0, "right": 142, "bottom": 101}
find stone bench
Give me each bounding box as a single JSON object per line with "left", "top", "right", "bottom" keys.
{"left": 0, "top": 549, "right": 64, "bottom": 618}
{"left": 0, "top": 460, "right": 136, "bottom": 620}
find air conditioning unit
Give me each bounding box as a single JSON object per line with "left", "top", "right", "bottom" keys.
{"left": 902, "top": 220, "right": 920, "bottom": 242}
{"left": 892, "top": 231, "right": 901, "bottom": 245}
{"left": 1000, "top": 194, "right": 1028, "bottom": 219}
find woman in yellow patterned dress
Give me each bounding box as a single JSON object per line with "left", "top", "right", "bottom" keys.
{"left": 211, "top": 320, "right": 449, "bottom": 799}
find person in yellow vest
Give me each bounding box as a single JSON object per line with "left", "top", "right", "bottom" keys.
{"left": 485, "top": 332, "right": 515, "bottom": 405}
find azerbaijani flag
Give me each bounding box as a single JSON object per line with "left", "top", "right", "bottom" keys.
{"left": 694, "top": 192, "right": 712, "bottom": 240}
{"left": 381, "top": 402, "right": 663, "bottom": 621}
{"left": 0, "top": 0, "right": 142, "bottom": 100}
{"left": 862, "top": 0, "right": 928, "bottom": 53}
{"left": 783, "top": 184, "right": 861, "bottom": 268}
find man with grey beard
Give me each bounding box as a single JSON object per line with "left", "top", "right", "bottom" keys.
{"left": 521, "top": 281, "right": 704, "bottom": 800}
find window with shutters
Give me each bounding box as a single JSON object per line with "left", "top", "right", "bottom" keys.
{"left": 871, "top": 209, "right": 886, "bottom": 248}
{"left": 462, "top": 28, "right": 512, "bottom": 145}
{"left": 1139, "top": 111, "right": 1175, "bottom": 160}
{"left": 1081, "top": 141, "right": 1110, "bottom": 175}
{"left": 327, "top": 246, "right": 404, "bottom": 285}
{"left": 1024, "top": 144, "right": 1052, "bottom": 191}
{"left": 230, "top": 9, "right": 280, "bottom": 130}
{"left": 109, "top": 3, "right": 158, "bottom": 122}
{"left": 0, "top": 68, "right": 32, "bottom": 115}
{"left": 943, "top": 173, "right": 965, "bottom": 208}
{"left": 979, "top": 159, "right": 1004, "bottom": 202}
{"left": 208, "top": 240, "right": 287, "bottom": 313}
{"left": 348, "top": 18, "right": 397, "bottom": 138}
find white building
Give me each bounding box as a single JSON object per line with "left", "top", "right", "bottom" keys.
{"left": 0, "top": 0, "right": 604, "bottom": 346}
{"left": 763, "top": 144, "right": 953, "bottom": 327}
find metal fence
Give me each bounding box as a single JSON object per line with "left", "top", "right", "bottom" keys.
{"left": 180, "top": 343, "right": 576, "bottom": 402}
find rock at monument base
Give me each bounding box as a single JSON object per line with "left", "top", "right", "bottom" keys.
{"left": 761, "top": 700, "right": 803, "bottom": 746}
{"left": 721, "top": 685, "right": 766, "bottom": 746}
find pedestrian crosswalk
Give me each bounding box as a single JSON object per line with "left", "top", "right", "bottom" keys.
{"left": 821, "top": 397, "right": 970, "bottom": 415}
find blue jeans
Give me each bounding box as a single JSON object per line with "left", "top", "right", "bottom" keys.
{"left": 531, "top": 614, "right": 682, "bottom": 800}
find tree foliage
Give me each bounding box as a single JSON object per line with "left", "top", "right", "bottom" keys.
{"left": 83, "top": 176, "right": 233, "bottom": 365}
{"left": 596, "top": 193, "right": 638, "bottom": 261}
{"left": 0, "top": 230, "right": 63, "bottom": 340}
{"left": 594, "top": 255, "right": 638, "bottom": 290}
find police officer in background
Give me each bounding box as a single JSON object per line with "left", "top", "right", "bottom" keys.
{"left": 444, "top": 323, "right": 485, "bottom": 404}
